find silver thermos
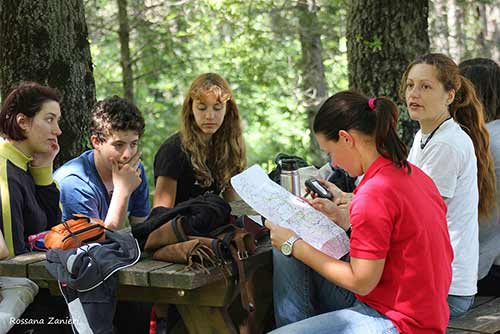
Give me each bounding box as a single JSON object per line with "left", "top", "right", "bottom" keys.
{"left": 280, "top": 159, "right": 300, "bottom": 195}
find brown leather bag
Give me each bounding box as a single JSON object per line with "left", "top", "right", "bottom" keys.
{"left": 144, "top": 215, "right": 258, "bottom": 333}
{"left": 44, "top": 214, "right": 107, "bottom": 250}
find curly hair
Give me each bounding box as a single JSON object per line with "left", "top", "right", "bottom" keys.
{"left": 90, "top": 96, "right": 145, "bottom": 142}
{"left": 0, "top": 82, "right": 60, "bottom": 140}
{"left": 180, "top": 73, "right": 246, "bottom": 190}
{"left": 400, "top": 53, "right": 497, "bottom": 219}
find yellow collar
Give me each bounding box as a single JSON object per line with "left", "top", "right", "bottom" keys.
{"left": 0, "top": 140, "right": 32, "bottom": 172}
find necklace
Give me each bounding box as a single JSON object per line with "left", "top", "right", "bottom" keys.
{"left": 420, "top": 117, "right": 452, "bottom": 150}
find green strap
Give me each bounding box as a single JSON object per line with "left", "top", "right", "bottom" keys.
{"left": 0, "top": 157, "right": 15, "bottom": 256}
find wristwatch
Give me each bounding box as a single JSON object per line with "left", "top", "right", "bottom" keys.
{"left": 280, "top": 235, "right": 302, "bottom": 256}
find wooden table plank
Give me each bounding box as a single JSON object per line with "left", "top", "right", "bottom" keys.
{"left": 0, "top": 252, "right": 45, "bottom": 277}
{"left": 149, "top": 263, "right": 229, "bottom": 290}
{"left": 118, "top": 258, "right": 176, "bottom": 286}
{"left": 116, "top": 278, "right": 237, "bottom": 307}
{"left": 29, "top": 256, "right": 178, "bottom": 287}
{"left": 447, "top": 297, "right": 500, "bottom": 334}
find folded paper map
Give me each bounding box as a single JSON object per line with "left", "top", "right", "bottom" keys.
{"left": 231, "top": 164, "right": 349, "bottom": 259}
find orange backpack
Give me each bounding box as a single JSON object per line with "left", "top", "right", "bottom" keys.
{"left": 44, "top": 214, "right": 107, "bottom": 250}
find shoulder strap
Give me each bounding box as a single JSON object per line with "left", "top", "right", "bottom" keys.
{"left": 0, "top": 157, "right": 15, "bottom": 256}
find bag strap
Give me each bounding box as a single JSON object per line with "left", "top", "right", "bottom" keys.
{"left": 229, "top": 241, "right": 256, "bottom": 334}
{"left": 0, "top": 157, "right": 15, "bottom": 256}
{"left": 61, "top": 217, "right": 113, "bottom": 245}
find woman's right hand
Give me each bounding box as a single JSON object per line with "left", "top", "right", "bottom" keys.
{"left": 308, "top": 196, "right": 351, "bottom": 232}
{"left": 31, "top": 141, "right": 60, "bottom": 167}
{"left": 316, "top": 179, "right": 353, "bottom": 205}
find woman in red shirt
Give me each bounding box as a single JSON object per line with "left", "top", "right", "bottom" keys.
{"left": 267, "top": 91, "right": 453, "bottom": 334}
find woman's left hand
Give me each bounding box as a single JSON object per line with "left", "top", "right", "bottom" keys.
{"left": 264, "top": 220, "right": 297, "bottom": 249}
{"left": 31, "top": 142, "right": 60, "bottom": 167}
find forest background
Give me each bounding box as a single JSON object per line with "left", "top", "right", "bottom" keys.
{"left": 0, "top": 0, "right": 499, "bottom": 194}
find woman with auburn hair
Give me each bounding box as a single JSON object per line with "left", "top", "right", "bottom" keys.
{"left": 152, "top": 72, "right": 246, "bottom": 332}
{"left": 460, "top": 58, "right": 500, "bottom": 296}
{"left": 400, "top": 53, "right": 496, "bottom": 318}
{"left": 0, "top": 82, "right": 71, "bottom": 333}
{"left": 153, "top": 72, "right": 246, "bottom": 208}
{"left": 0, "top": 82, "right": 62, "bottom": 256}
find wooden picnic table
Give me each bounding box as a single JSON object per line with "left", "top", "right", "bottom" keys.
{"left": 0, "top": 200, "right": 273, "bottom": 334}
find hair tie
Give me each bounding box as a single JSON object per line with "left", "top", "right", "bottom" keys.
{"left": 368, "top": 98, "right": 376, "bottom": 111}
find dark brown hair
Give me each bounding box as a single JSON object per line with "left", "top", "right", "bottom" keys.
{"left": 400, "top": 53, "right": 496, "bottom": 219}
{"left": 313, "top": 91, "right": 410, "bottom": 172}
{"left": 459, "top": 58, "right": 500, "bottom": 122}
{"left": 0, "top": 82, "right": 60, "bottom": 140}
{"left": 90, "top": 95, "right": 145, "bottom": 143}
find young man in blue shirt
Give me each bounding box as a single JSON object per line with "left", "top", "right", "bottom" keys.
{"left": 54, "top": 96, "right": 151, "bottom": 333}
{"left": 55, "top": 96, "right": 150, "bottom": 229}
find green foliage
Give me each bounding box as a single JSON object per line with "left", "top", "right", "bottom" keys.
{"left": 85, "top": 0, "right": 349, "bottom": 191}
{"left": 84, "top": 0, "right": 497, "bottom": 193}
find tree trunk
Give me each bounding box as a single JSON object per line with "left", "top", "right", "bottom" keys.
{"left": 117, "top": 0, "right": 134, "bottom": 102}
{"left": 485, "top": 3, "right": 499, "bottom": 61}
{"left": 430, "top": 0, "right": 450, "bottom": 55}
{"left": 0, "top": 0, "right": 96, "bottom": 167}
{"left": 476, "top": 3, "right": 491, "bottom": 58}
{"left": 347, "top": 0, "right": 429, "bottom": 146}
{"left": 297, "top": 0, "right": 328, "bottom": 166}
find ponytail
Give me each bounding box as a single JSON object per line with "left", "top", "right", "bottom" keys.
{"left": 372, "top": 97, "right": 410, "bottom": 172}
{"left": 452, "top": 76, "right": 497, "bottom": 219}
{"left": 314, "top": 91, "right": 410, "bottom": 173}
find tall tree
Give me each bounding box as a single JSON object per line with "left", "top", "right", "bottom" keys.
{"left": 347, "top": 0, "right": 430, "bottom": 145}
{"left": 117, "top": 0, "right": 134, "bottom": 102}
{"left": 0, "top": 0, "right": 96, "bottom": 166}
{"left": 297, "top": 0, "right": 327, "bottom": 166}
{"left": 430, "top": 0, "right": 451, "bottom": 56}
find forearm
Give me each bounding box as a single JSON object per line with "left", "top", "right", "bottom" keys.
{"left": 104, "top": 191, "right": 130, "bottom": 229}
{"left": 223, "top": 187, "right": 240, "bottom": 202}
{"left": 292, "top": 241, "right": 375, "bottom": 295}
{"left": 129, "top": 216, "right": 146, "bottom": 225}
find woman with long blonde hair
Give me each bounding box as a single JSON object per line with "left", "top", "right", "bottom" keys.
{"left": 153, "top": 73, "right": 246, "bottom": 208}
{"left": 400, "top": 53, "right": 496, "bottom": 318}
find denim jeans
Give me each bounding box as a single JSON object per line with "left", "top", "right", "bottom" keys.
{"left": 448, "top": 294, "right": 475, "bottom": 319}
{"left": 270, "top": 249, "right": 399, "bottom": 334}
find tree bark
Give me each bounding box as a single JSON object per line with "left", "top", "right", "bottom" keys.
{"left": 297, "top": 0, "right": 328, "bottom": 166}
{"left": 430, "top": 0, "right": 450, "bottom": 55}
{"left": 117, "top": 0, "right": 134, "bottom": 102}
{"left": 0, "top": 0, "right": 96, "bottom": 167}
{"left": 476, "top": 3, "right": 490, "bottom": 58}
{"left": 347, "top": 0, "right": 430, "bottom": 146}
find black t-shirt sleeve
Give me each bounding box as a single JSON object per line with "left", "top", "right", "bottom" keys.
{"left": 154, "top": 133, "right": 188, "bottom": 181}
{"left": 35, "top": 183, "right": 62, "bottom": 229}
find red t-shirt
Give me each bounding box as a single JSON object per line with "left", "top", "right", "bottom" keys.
{"left": 350, "top": 157, "right": 453, "bottom": 334}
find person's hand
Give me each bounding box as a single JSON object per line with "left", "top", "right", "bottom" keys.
{"left": 308, "top": 197, "right": 351, "bottom": 231}
{"left": 305, "top": 179, "right": 353, "bottom": 206}
{"left": 31, "top": 141, "right": 60, "bottom": 167}
{"left": 111, "top": 151, "right": 142, "bottom": 195}
{"left": 264, "top": 220, "right": 297, "bottom": 249}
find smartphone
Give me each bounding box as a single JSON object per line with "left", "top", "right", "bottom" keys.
{"left": 305, "top": 178, "right": 333, "bottom": 200}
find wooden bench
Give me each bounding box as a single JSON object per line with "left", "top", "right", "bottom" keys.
{"left": 447, "top": 296, "right": 500, "bottom": 333}
{"left": 0, "top": 243, "right": 272, "bottom": 334}
{"left": 0, "top": 201, "right": 273, "bottom": 334}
